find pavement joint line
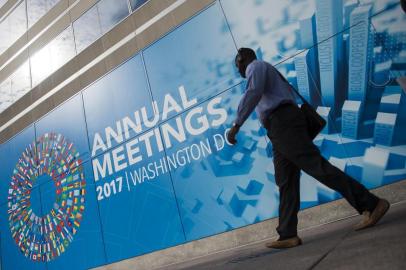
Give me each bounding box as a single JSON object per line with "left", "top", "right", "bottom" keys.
{"left": 155, "top": 198, "right": 406, "bottom": 270}
{"left": 306, "top": 230, "right": 352, "bottom": 270}
{"left": 307, "top": 199, "right": 406, "bottom": 270}
{"left": 299, "top": 194, "right": 406, "bottom": 234}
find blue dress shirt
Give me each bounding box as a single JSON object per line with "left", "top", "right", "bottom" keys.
{"left": 234, "top": 60, "right": 297, "bottom": 126}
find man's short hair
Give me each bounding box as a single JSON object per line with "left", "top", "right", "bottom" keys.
{"left": 235, "top": 48, "right": 257, "bottom": 65}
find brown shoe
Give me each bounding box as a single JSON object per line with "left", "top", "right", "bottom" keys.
{"left": 265, "top": 236, "right": 302, "bottom": 249}
{"left": 354, "top": 198, "right": 390, "bottom": 231}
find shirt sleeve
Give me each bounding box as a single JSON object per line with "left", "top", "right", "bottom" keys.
{"left": 234, "top": 63, "right": 266, "bottom": 126}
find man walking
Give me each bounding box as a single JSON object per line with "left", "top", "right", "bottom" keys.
{"left": 227, "top": 48, "right": 390, "bottom": 249}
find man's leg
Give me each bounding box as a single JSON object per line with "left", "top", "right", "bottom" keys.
{"left": 269, "top": 105, "right": 379, "bottom": 214}
{"left": 266, "top": 147, "right": 303, "bottom": 249}
{"left": 273, "top": 148, "right": 301, "bottom": 239}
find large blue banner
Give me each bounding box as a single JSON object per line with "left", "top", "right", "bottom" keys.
{"left": 0, "top": 1, "right": 405, "bottom": 269}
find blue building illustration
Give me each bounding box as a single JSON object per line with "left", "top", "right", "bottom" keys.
{"left": 315, "top": 0, "right": 344, "bottom": 117}
{"left": 294, "top": 49, "right": 321, "bottom": 106}
{"left": 342, "top": 100, "right": 362, "bottom": 139}
{"left": 348, "top": 5, "right": 372, "bottom": 103}
{"left": 374, "top": 112, "right": 397, "bottom": 146}
{"left": 362, "top": 147, "right": 390, "bottom": 187}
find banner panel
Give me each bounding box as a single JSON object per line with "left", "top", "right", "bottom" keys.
{"left": 142, "top": 2, "right": 240, "bottom": 109}
{"left": 0, "top": 126, "right": 36, "bottom": 204}
{"left": 82, "top": 54, "right": 155, "bottom": 153}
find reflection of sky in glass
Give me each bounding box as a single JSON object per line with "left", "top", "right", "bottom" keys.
{"left": 73, "top": 0, "right": 129, "bottom": 53}
{"left": 10, "top": 61, "right": 31, "bottom": 101}
{"left": 27, "top": 0, "right": 60, "bottom": 27}
{"left": 0, "top": 2, "right": 27, "bottom": 55}
{"left": 0, "top": 0, "right": 7, "bottom": 8}
{"left": 98, "top": 0, "right": 129, "bottom": 33}
{"left": 31, "top": 26, "right": 76, "bottom": 86}
{"left": 73, "top": 4, "right": 101, "bottom": 53}
{"left": 129, "top": 0, "right": 148, "bottom": 11}
{"left": 0, "top": 61, "right": 29, "bottom": 112}
{"left": 0, "top": 79, "right": 12, "bottom": 113}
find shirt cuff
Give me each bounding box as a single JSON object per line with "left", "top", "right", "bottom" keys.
{"left": 233, "top": 119, "right": 243, "bottom": 128}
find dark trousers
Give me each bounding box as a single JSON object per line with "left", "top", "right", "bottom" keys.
{"left": 266, "top": 104, "right": 379, "bottom": 239}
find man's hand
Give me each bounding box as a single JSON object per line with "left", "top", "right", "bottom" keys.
{"left": 227, "top": 124, "right": 240, "bottom": 145}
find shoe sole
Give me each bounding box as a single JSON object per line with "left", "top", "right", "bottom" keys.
{"left": 355, "top": 199, "right": 390, "bottom": 231}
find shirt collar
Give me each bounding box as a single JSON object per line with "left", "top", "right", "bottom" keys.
{"left": 245, "top": 60, "right": 258, "bottom": 77}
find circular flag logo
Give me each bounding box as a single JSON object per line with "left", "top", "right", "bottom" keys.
{"left": 7, "top": 133, "right": 86, "bottom": 262}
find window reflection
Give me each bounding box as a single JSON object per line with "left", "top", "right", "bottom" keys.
{"left": 73, "top": 0, "right": 129, "bottom": 53}
{"left": 0, "top": 2, "right": 27, "bottom": 55}
{"left": 31, "top": 26, "right": 76, "bottom": 86}
{"left": 0, "top": 79, "right": 12, "bottom": 113}
{"left": 98, "top": 0, "right": 129, "bottom": 32}
{"left": 11, "top": 61, "right": 31, "bottom": 101}
{"left": 0, "top": 0, "right": 7, "bottom": 8}
{"left": 129, "top": 0, "right": 148, "bottom": 11}
{"left": 27, "top": 0, "right": 60, "bottom": 27}
{"left": 72, "top": 5, "right": 102, "bottom": 53}
{"left": 1, "top": 0, "right": 144, "bottom": 113}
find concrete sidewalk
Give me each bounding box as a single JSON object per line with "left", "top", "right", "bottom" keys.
{"left": 159, "top": 201, "right": 406, "bottom": 270}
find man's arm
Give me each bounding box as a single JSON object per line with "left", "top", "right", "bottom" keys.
{"left": 234, "top": 62, "right": 266, "bottom": 126}
{"left": 227, "top": 62, "right": 266, "bottom": 145}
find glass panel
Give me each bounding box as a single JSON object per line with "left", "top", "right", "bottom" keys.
{"left": 0, "top": 2, "right": 27, "bottom": 55}
{"left": 97, "top": 0, "right": 128, "bottom": 33}
{"left": 0, "top": 201, "right": 48, "bottom": 269}
{"left": 0, "top": 125, "right": 36, "bottom": 205}
{"left": 142, "top": 2, "right": 239, "bottom": 112}
{"left": 27, "top": 0, "right": 60, "bottom": 28}
{"left": 30, "top": 42, "right": 53, "bottom": 86}
{"left": 35, "top": 94, "right": 90, "bottom": 166}
{"left": 82, "top": 55, "right": 185, "bottom": 263}
{"left": 10, "top": 61, "right": 31, "bottom": 101}
{"left": 0, "top": 79, "right": 12, "bottom": 113}
{"left": 20, "top": 128, "right": 106, "bottom": 267}
{"left": 72, "top": 3, "right": 101, "bottom": 53}
{"left": 49, "top": 25, "right": 76, "bottom": 69}
{"left": 82, "top": 55, "right": 154, "bottom": 152}
{"left": 143, "top": 3, "right": 274, "bottom": 242}
{"left": 73, "top": 0, "right": 129, "bottom": 53}
{"left": 129, "top": 0, "right": 147, "bottom": 11}
{"left": 44, "top": 162, "right": 107, "bottom": 269}
{"left": 0, "top": 0, "right": 7, "bottom": 8}
{"left": 30, "top": 26, "right": 76, "bottom": 86}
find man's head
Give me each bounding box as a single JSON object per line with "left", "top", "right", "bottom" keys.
{"left": 235, "top": 48, "right": 257, "bottom": 78}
